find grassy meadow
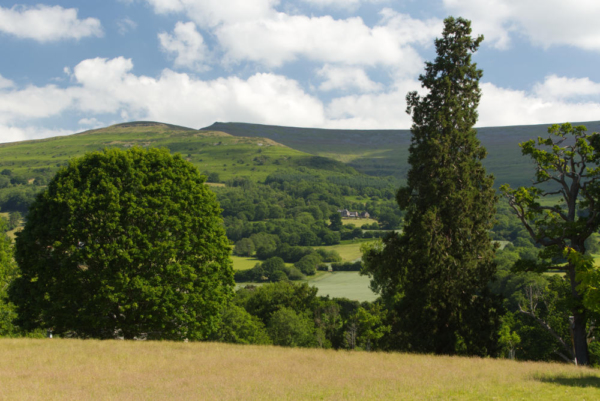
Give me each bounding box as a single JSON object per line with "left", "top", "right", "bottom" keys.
{"left": 1, "top": 338, "right": 599, "bottom": 400}
{"left": 230, "top": 255, "right": 261, "bottom": 271}
{"left": 308, "top": 272, "right": 376, "bottom": 302}
{"left": 316, "top": 240, "right": 370, "bottom": 262}
{"left": 232, "top": 241, "right": 376, "bottom": 300}
{"left": 342, "top": 217, "right": 378, "bottom": 226}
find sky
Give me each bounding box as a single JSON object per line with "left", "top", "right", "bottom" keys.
{"left": 1, "top": 1, "right": 600, "bottom": 143}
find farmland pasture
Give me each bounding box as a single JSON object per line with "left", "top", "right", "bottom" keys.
{"left": 1, "top": 339, "right": 599, "bottom": 400}
{"left": 342, "top": 217, "right": 379, "bottom": 226}
{"left": 308, "top": 272, "right": 376, "bottom": 302}
{"left": 230, "top": 255, "right": 261, "bottom": 271}
{"left": 316, "top": 241, "right": 370, "bottom": 262}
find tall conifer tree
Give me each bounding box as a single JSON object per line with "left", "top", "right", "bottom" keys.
{"left": 363, "top": 17, "right": 501, "bottom": 356}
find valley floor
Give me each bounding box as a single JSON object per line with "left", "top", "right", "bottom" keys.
{"left": 1, "top": 339, "right": 598, "bottom": 400}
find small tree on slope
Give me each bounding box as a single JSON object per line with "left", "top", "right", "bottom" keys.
{"left": 362, "top": 17, "right": 501, "bottom": 356}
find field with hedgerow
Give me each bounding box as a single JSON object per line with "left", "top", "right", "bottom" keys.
{"left": 1, "top": 339, "right": 599, "bottom": 400}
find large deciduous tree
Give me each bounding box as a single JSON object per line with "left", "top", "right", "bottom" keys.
{"left": 501, "top": 123, "right": 600, "bottom": 366}
{"left": 9, "top": 147, "right": 234, "bottom": 340}
{"left": 362, "top": 17, "right": 501, "bottom": 356}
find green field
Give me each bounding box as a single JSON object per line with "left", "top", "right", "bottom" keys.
{"left": 316, "top": 241, "right": 370, "bottom": 262}
{"left": 342, "top": 217, "right": 378, "bottom": 226}
{"left": 231, "top": 255, "right": 261, "bottom": 271}
{"left": 308, "top": 272, "right": 376, "bottom": 302}
{"left": 234, "top": 272, "right": 375, "bottom": 302}
{"left": 1, "top": 339, "right": 598, "bottom": 400}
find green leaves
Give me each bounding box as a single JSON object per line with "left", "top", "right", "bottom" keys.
{"left": 10, "top": 147, "right": 234, "bottom": 340}
{"left": 363, "top": 17, "right": 501, "bottom": 356}
{"left": 502, "top": 123, "right": 600, "bottom": 365}
{"left": 566, "top": 247, "right": 600, "bottom": 315}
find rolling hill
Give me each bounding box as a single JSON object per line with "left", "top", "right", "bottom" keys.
{"left": 1, "top": 119, "right": 598, "bottom": 190}
{"left": 0, "top": 121, "right": 361, "bottom": 184}
{"left": 203, "top": 120, "right": 600, "bottom": 188}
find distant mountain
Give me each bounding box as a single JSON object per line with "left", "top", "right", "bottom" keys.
{"left": 203, "top": 121, "right": 600, "bottom": 188}
{"left": 2, "top": 119, "right": 599, "bottom": 191}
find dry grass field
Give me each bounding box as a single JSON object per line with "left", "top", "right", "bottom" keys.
{"left": 341, "top": 218, "right": 379, "bottom": 226}
{"left": 1, "top": 339, "right": 599, "bottom": 400}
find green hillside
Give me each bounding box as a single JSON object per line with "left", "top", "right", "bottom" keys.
{"left": 0, "top": 121, "right": 359, "bottom": 184}
{"left": 204, "top": 121, "right": 600, "bottom": 188}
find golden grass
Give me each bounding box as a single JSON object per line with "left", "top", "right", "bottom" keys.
{"left": 5, "top": 227, "right": 21, "bottom": 240}
{"left": 1, "top": 339, "right": 599, "bottom": 400}
{"left": 342, "top": 218, "right": 378, "bottom": 226}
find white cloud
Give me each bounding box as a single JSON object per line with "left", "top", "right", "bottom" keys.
{"left": 159, "top": 22, "right": 209, "bottom": 71}
{"left": 117, "top": 17, "right": 137, "bottom": 35}
{"left": 0, "top": 56, "right": 327, "bottom": 140}
{"left": 0, "top": 5, "right": 103, "bottom": 42}
{"left": 301, "top": 0, "right": 386, "bottom": 10}
{"left": 73, "top": 57, "right": 325, "bottom": 127}
{"left": 443, "top": 0, "right": 600, "bottom": 51}
{"left": 533, "top": 75, "right": 600, "bottom": 100}
{"left": 4, "top": 55, "right": 600, "bottom": 144}
{"left": 0, "top": 84, "right": 76, "bottom": 124}
{"left": 217, "top": 11, "right": 440, "bottom": 69}
{"left": 317, "top": 65, "right": 383, "bottom": 92}
{"left": 143, "top": 0, "right": 278, "bottom": 27}
{"left": 78, "top": 117, "right": 103, "bottom": 128}
{"left": 324, "top": 78, "right": 421, "bottom": 129}
{"left": 478, "top": 82, "right": 600, "bottom": 127}
{"left": 141, "top": 1, "right": 440, "bottom": 71}
{"left": 0, "top": 75, "right": 14, "bottom": 90}
{"left": 0, "top": 125, "right": 75, "bottom": 144}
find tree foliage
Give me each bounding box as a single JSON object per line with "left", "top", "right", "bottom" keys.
{"left": 267, "top": 307, "right": 317, "bottom": 347}
{"left": 9, "top": 147, "right": 234, "bottom": 340}
{"left": 212, "top": 304, "right": 272, "bottom": 345}
{"left": 501, "top": 123, "right": 600, "bottom": 365}
{"left": 362, "top": 17, "right": 501, "bottom": 356}
{"left": 0, "top": 219, "right": 19, "bottom": 336}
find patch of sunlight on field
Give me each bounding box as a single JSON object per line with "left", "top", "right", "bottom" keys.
{"left": 1, "top": 339, "right": 599, "bottom": 400}
{"left": 308, "top": 272, "right": 376, "bottom": 302}
{"left": 6, "top": 227, "right": 21, "bottom": 240}
{"left": 316, "top": 241, "right": 371, "bottom": 262}
{"left": 544, "top": 271, "right": 566, "bottom": 277}
{"left": 342, "top": 218, "right": 378, "bottom": 226}
{"left": 230, "top": 255, "right": 261, "bottom": 271}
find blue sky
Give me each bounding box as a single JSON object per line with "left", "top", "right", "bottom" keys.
{"left": 1, "top": 0, "right": 600, "bottom": 143}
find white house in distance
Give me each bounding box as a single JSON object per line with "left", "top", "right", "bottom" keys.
{"left": 338, "top": 209, "right": 370, "bottom": 219}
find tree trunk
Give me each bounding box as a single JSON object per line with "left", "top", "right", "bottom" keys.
{"left": 573, "top": 311, "right": 589, "bottom": 365}
{"left": 568, "top": 259, "right": 590, "bottom": 366}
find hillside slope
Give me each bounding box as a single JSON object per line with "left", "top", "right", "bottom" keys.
{"left": 0, "top": 122, "right": 360, "bottom": 184}
{"left": 204, "top": 121, "right": 600, "bottom": 188}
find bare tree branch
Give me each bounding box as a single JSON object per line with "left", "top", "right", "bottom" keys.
{"left": 518, "top": 304, "right": 573, "bottom": 360}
